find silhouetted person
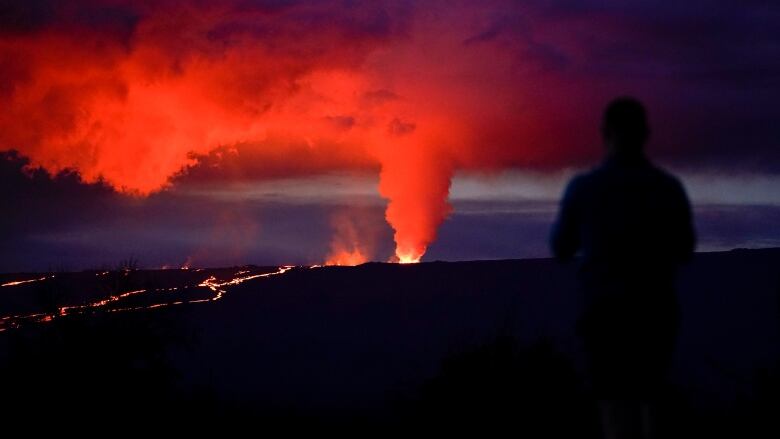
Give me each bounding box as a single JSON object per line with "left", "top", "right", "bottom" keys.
{"left": 551, "top": 97, "right": 695, "bottom": 439}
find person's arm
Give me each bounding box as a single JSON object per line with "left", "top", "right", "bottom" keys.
{"left": 550, "top": 177, "right": 583, "bottom": 261}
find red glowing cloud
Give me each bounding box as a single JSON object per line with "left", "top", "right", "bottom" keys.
{"left": 0, "top": 1, "right": 630, "bottom": 261}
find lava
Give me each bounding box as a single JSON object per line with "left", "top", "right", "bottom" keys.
{"left": 0, "top": 265, "right": 297, "bottom": 332}
{"left": 1, "top": 275, "right": 55, "bottom": 287}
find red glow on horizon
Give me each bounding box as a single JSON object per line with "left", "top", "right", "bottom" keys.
{"left": 325, "top": 249, "right": 369, "bottom": 266}
{"left": 324, "top": 211, "right": 372, "bottom": 266}
{"left": 0, "top": 2, "right": 599, "bottom": 262}
{"left": 397, "top": 254, "right": 422, "bottom": 264}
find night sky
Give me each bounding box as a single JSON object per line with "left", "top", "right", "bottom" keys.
{"left": 1, "top": 0, "right": 779, "bottom": 271}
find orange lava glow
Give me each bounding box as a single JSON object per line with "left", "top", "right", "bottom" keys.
{"left": 0, "top": 266, "right": 298, "bottom": 332}
{"left": 397, "top": 253, "right": 422, "bottom": 264}
{"left": 325, "top": 250, "right": 368, "bottom": 266}
{"left": 0, "top": 2, "right": 596, "bottom": 262}
{"left": 324, "top": 211, "right": 374, "bottom": 266}
{"left": 1, "top": 275, "right": 54, "bottom": 287}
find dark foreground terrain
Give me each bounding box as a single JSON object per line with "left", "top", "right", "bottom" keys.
{"left": 1, "top": 249, "right": 778, "bottom": 435}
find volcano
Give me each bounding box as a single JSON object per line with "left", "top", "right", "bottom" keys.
{"left": 0, "top": 248, "right": 778, "bottom": 434}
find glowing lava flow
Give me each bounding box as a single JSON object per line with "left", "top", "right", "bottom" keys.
{"left": 1, "top": 275, "right": 55, "bottom": 287}
{"left": 195, "top": 266, "right": 294, "bottom": 302}
{"left": 0, "top": 265, "right": 297, "bottom": 332}
{"left": 58, "top": 289, "right": 149, "bottom": 315}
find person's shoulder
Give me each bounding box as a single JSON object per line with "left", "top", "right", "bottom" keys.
{"left": 562, "top": 168, "right": 599, "bottom": 200}
{"left": 648, "top": 163, "right": 687, "bottom": 193}
{"left": 576, "top": 163, "right": 612, "bottom": 186}
{"left": 566, "top": 170, "right": 594, "bottom": 190}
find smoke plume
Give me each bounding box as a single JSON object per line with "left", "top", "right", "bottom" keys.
{"left": 0, "top": 1, "right": 610, "bottom": 261}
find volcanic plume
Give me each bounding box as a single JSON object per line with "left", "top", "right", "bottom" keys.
{"left": 324, "top": 210, "right": 374, "bottom": 266}
{"left": 1, "top": 1, "right": 607, "bottom": 262}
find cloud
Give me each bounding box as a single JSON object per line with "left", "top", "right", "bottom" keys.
{"left": 3, "top": 150, "right": 779, "bottom": 272}
{"left": 2, "top": 0, "right": 779, "bottom": 262}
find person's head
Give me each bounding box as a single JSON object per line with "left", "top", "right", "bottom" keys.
{"left": 601, "top": 97, "right": 649, "bottom": 157}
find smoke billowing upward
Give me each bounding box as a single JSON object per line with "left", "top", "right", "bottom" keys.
{"left": 2, "top": 1, "right": 779, "bottom": 262}
{"left": 324, "top": 210, "right": 373, "bottom": 266}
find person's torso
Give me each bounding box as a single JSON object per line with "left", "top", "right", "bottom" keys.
{"left": 574, "top": 157, "right": 685, "bottom": 297}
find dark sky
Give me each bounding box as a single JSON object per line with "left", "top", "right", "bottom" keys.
{"left": 1, "top": 1, "right": 779, "bottom": 270}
